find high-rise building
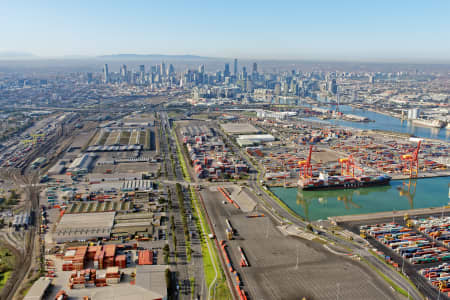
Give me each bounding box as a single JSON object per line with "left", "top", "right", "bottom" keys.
{"left": 242, "top": 67, "right": 247, "bottom": 80}
{"left": 103, "top": 64, "right": 109, "bottom": 84}
{"left": 168, "top": 64, "right": 175, "bottom": 76}
{"left": 252, "top": 62, "right": 258, "bottom": 73}
{"left": 233, "top": 58, "right": 238, "bottom": 77}
{"left": 328, "top": 79, "right": 337, "bottom": 95}
{"left": 139, "top": 65, "right": 145, "bottom": 84}
{"left": 161, "top": 62, "right": 166, "bottom": 77}
{"left": 120, "top": 64, "right": 127, "bottom": 81}
{"left": 86, "top": 73, "right": 93, "bottom": 84}
{"left": 198, "top": 64, "right": 205, "bottom": 74}
{"left": 224, "top": 63, "right": 230, "bottom": 77}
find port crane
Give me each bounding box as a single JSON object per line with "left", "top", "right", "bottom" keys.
{"left": 401, "top": 139, "right": 421, "bottom": 178}
{"left": 339, "top": 155, "right": 364, "bottom": 177}
{"left": 298, "top": 145, "right": 313, "bottom": 179}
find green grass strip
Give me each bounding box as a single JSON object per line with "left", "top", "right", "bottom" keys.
{"left": 190, "top": 187, "right": 231, "bottom": 299}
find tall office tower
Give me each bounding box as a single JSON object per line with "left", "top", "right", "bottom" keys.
{"left": 233, "top": 58, "right": 238, "bottom": 77}
{"left": 120, "top": 64, "right": 127, "bottom": 81}
{"left": 224, "top": 63, "right": 230, "bottom": 77}
{"left": 139, "top": 65, "right": 145, "bottom": 84}
{"left": 198, "top": 64, "right": 205, "bottom": 74}
{"left": 103, "top": 64, "right": 109, "bottom": 84}
{"left": 328, "top": 78, "right": 337, "bottom": 95}
{"left": 86, "top": 73, "right": 93, "bottom": 84}
{"left": 168, "top": 64, "right": 175, "bottom": 76}
{"left": 161, "top": 62, "right": 166, "bottom": 77}
{"left": 242, "top": 66, "right": 247, "bottom": 79}
{"left": 252, "top": 62, "right": 258, "bottom": 73}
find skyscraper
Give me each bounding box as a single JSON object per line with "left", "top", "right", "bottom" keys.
{"left": 198, "top": 64, "right": 205, "bottom": 74}
{"left": 86, "top": 72, "right": 93, "bottom": 84}
{"left": 224, "top": 63, "right": 230, "bottom": 77}
{"left": 160, "top": 62, "right": 166, "bottom": 77}
{"left": 120, "top": 64, "right": 127, "bottom": 81}
{"left": 139, "top": 65, "right": 145, "bottom": 84}
{"left": 252, "top": 62, "right": 258, "bottom": 73}
{"left": 168, "top": 64, "right": 175, "bottom": 76}
{"left": 103, "top": 64, "right": 109, "bottom": 84}
{"left": 233, "top": 58, "right": 238, "bottom": 77}
{"left": 328, "top": 79, "right": 337, "bottom": 95}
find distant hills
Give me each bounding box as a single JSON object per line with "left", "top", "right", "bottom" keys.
{"left": 0, "top": 51, "right": 36, "bottom": 59}
{"left": 98, "top": 54, "right": 216, "bottom": 60}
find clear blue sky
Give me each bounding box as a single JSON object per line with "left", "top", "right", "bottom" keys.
{"left": 1, "top": 0, "right": 449, "bottom": 62}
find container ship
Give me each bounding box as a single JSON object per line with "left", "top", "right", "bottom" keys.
{"left": 298, "top": 172, "right": 391, "bottom": 191}
{"left": 412, "top": 118, "right": 445, "bottom": 128}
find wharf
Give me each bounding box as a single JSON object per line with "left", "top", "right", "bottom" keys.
{"left": 391, "top": 170, "right": 450, "bottom": 180}
{"left": 330, "top": 206, "right": 450, "bottom": 224}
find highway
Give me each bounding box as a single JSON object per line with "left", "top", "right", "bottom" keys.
{"left": 160, "top": 111, "right": 205, "bottom": 300}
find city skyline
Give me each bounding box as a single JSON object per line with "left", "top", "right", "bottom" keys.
{"left": 1, "top": 1, "right": 450, "bottom": 62}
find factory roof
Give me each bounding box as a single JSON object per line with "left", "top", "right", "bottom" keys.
{"left": 54, "top": 212, "right": 115, "bottom": 242}
{"left": 23, "top": 277, "right": 52, "bottom": 300}
{"left": 221, "top": 123, "right": 260, "bottom": 134}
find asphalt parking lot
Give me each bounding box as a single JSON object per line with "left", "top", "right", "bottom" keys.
{"left": 201, "top": 186, "right": 402, "bottom": 300}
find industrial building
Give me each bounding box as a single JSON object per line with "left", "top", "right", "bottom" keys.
{"left": 23, "top": 277, "right": 52, "bottom": 300}
{"left": 13, "top": 212, "right": 30, "bottom": 228}
{"left": 86, "top": 145, "right": 142, "bottom": 152}
{"left": 220, "top": 123, "right": 260, "bottom": 135}
{"left": 112, "top": 213, "right": 159, "bottom": 238}
{"left": 236, "top": 134, "right": 275, "bottom": 146}
{"left": 256, "top": 110, "right": 297, "bottom": 120}
{"left": 53, "top": 212, "right": 115, "bottom": 243}
{"left": 121, "top": 180, "right": 157, "bottom": 191}
{"left": 67, "top": 153, "right": 97, "bottom": 175}
{"left": 47, "top": 159, "right": 67, "bottom": 175}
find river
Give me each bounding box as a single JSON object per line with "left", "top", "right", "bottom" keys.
{"left": 302, "top": 105, "right": 449, "bottom": 141}
{"left": 271, "top": 177, "right": 450, "bottom": 221}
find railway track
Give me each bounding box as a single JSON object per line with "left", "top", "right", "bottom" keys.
{"left": 1, "top": 120, "right": 77, "bottom": 299}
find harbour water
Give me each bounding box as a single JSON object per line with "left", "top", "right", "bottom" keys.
{"left": 271, "top": 177, "right": 450, "bottom": 221}
{"left": 302, "top": 105, "right": 449, "bottom": 141}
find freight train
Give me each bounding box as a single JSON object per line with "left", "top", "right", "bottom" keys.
{"left": 298, "top": 172, "right": 391, "bottom": 191}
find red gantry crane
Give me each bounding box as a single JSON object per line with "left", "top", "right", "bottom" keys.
{"left": 298, "top": 145, "right": 313, "bottom": 179}
{"left": 339, "top": 155, "right": 365, "bottom": 177}
{"left": 401, "top": 139, "right": 422, "bottom": 178}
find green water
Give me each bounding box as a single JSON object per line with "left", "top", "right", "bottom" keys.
{"left": 271, "top": 177, "right": 450, "bottom": 221}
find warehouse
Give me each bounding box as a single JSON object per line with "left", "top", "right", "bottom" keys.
{"left": 67, "top": 153, "right": 97, "bottom": 174}
{"left": 47, "top": 160, "right": 67, "bottom": 175}
{"left": 221, "top": 123, "right": 260, "bottom": 135}
{"left": 53, "top": 212, "right": 115, "bottom": 243}
{"left": 24, "top": 277, "right": 52, "bottom": 300}
{"left": 112, "top": 213, "right": 156, "bottom": 237}
{"left": 86, "top": 145, "right": 143, "bottom": 152}
{"left": 236, "top": 134, "right": 275, "bottom": 145}
{"left": 121, "top": 180, "right": 157, "bottom": 191}
{"left": 13, "top": 212, "right": 30, "bottom": 228}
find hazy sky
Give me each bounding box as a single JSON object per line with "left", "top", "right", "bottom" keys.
{"left": 1, "top": 0, "right": 450, "bottom": 62}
